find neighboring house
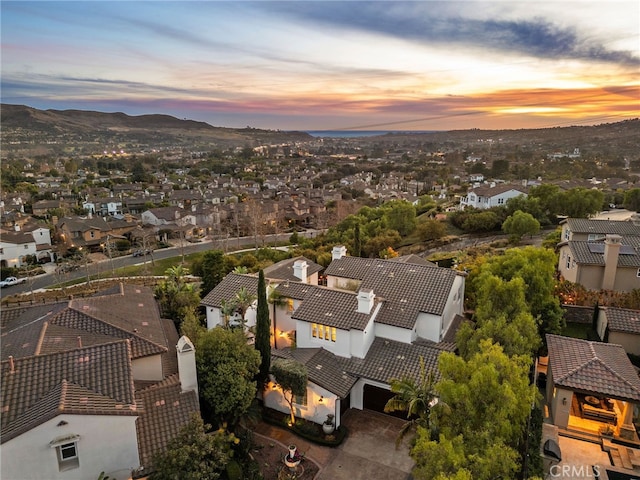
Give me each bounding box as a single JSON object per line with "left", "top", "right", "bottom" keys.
{"left": 0, "top": 230, "right": 37, "bottom": 267}
{"left": 0, "top": 285, "right": 199, "bottom": 480}
{"left": 141, "top": 207, "right": 196, "bottom": 227}
{"left": 458, "top": 183, "right": 527, "bottom": 210}
{"left": 557, "top": 234, "right": 640, "bottom": 292}
{"left": 545, "top": 334, "right": 640, "bottom": 441}
{"left": 56, "top": 216, "right": 113, "bottom": 251}
{"left": 596, "top": 307, "right": 640, "bottom": 355}
{"left": 560, "top": 218, "right": 640, "bottom": 242}
{"left": 201, "top": 246, "right": 465, "bottom": 429}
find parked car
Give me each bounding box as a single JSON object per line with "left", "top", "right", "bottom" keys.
{"left": 0, "top": 276, "right": 27, "bottom": 288}
{"left": 132, "top": 249, "right": 153, "bottom": 257}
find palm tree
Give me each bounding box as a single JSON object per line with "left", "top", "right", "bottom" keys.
{"left": 234, "top": 287, "right": 257, "bottom": 328}
{"left": 220, "top": 299, "right": 237, "bottom": 329}
{"left": 384, "top": 356, "right": 440, "bottom": 448}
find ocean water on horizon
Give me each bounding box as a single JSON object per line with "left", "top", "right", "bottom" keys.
{"left": 304, "top": 130, "right": 438, "bottom": 138}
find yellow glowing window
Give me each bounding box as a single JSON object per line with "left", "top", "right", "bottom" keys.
{"left": 331, "top": 327, "right": 336, "bottom": 342}
{"left": 312, "top": 323, "right": 318, "bottom": 338}
{"left": 318, "top": 324, "right": 324, "bottom": 339}
{"left": 324, "top": 327, "right": 330, "bottom": 341}
{"left": 287, "top": 299, "right": 294, "bottom": 313}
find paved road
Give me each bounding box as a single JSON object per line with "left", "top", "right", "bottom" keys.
{"left": 1, "top": 230, "right": 322, "bottom": 298}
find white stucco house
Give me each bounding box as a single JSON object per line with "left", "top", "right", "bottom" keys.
{"left": 459, "top": 183, "right": 527, "bottom": 210}
{"left": 201, "top": 246, "right": 466, "bottom": 429}
{"left": 1, "top": 284, "right": 200, "bottom": 480}
{"left": 0, "top": 229, "right": 37, "bottom": 268}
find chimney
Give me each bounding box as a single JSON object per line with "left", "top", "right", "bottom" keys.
{"left": 77, "top": 336, "right": 82, "bottom": 348}
{"left": 13, "top": 224, "right": 20, "bottom": 232}
{"left": 357, "top": 288, "right": 375, "bottom": 314}
{"left": 332, "top": 245, "right": 347, "bottom": 261}
{"left": 293, "top": 260, "right": 308, "bottom": 283}
{"left": 602, "top": 234, "right": 622, "bottom": 290}
{"left": 8, "top": 356, "right": 15, "bottom": 374}
{"left": 176, "top": 336, "right": 198, "bottom": 397}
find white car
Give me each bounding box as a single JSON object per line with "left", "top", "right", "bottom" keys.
{"left": 0, "top": 276, "right": 27, "bottom": 288}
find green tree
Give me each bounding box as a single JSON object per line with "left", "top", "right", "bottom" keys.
{"left": 353, "top": 221, "right": 362, "bottom": 257}
{"left": 363, "top": 229, "right": 402, "bottom": 258}
{"left": 457, "top": 275, "right": 540, "bottom": 359}
{"left": 417, "top": 219, "right": 447, "bottom": 242}
{"left": 384, "top": 200, "right": 417, "bottom": 236}
{"left": 502, "top": 210, "right": 540, "bottom": 243}
{"left": 560, "top": 187, "right": 604, "bottom": 218}
{"left": 435, "top": 341, "right": 536, "bottom": 448}
{"left": 255, "top": 270, "right": 271, "bottom": 390}
{"left": 529, "top": 184, "right": 562, "bottom": 221}
{"left": 155, "top": 265, "right": 201, "bottom": 327}
{"left": 461, "top": 211, "right": 500, "bottom": 233}
{"left": 150, "top": 414, "right": 236, "bottom": 480}
{"left": 131, "top": 160, "right": 149, "bottom": 183}
{"left": 624, "top": 188, "right": 640, "bottom": 211}
{"left": 468, "top": 247, "right": 564, "bottom": 337}
{"left": 180, "top": 309, "right": 206, "bottom": 346}
{"left": 200, "top": 250, "right": 227, "bottom": 296}
{"left": 384, "top": 357, "right": 439, "bottom": 448}
{"left": 196, "top": 328, "right": 260, "bottom": 428}
{"left": 271, "top": 358, "right": 308, "bottom": 425}
{"left": 233, "top": 286, "right": 256, "bottom": 328}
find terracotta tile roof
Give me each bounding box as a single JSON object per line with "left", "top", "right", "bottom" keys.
{"left": 546, "top": 334, "right": 640, "bottom": 402}
{"left": 48, "top": 306, "right": 167, "bottom": 359}
{"left": 274, "top": 281, "right": 318, "bottom": 300}
{"left": 292, "top": 287, "right": 376, "bottom": 331}
{"left": 603, "top": 307, "right": 640, "bottom": 335}
{"left": 567, "top": 238, "right": 640, "bottom": 267}
{"left": 388, "top": 254, "right": 436, "bottom": 267}
{"left": 346, "top": 337, "right": 443, "bottom": 385}
{"left": 200, "top": 273, "right": 259, "bottom": 308}
{"left": 1, "top": 340, "right": 138, "bottom": 443}
{"left": 272, "top": 337, "right": 444, "bottom": 397}
{"left": 1, "top": 302, "right": 67, "bottom": 332}
{"left": 325, "top": 258, "right": 459, "bottom": 329}
{"left": 272, "top": 348, "right": 357, "bottom": 398}
{"left": 135, "top": 374, "right": 200, "bottom": 473}
{"left": 69, "top": 285, "right": 169, "bottom": 351}
{"left": 563, "top": 218, "right": 640, "bottom": 236}
{"left": 263, "top": 256, "right": 323, "bottom": 282}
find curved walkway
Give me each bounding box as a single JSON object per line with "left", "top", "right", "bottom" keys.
{"left": 253, "top": 409, "right": 414, "bottom": 480}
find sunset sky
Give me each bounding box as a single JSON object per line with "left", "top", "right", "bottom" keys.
{"left": 2, "top": 1, "right": 639, "bottom": 131}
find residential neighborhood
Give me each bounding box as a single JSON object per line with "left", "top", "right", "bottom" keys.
{"left": 1, "top": 113, "right": 640, "bottom": 479}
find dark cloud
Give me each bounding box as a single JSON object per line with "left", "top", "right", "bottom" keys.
{"left": 261, "top": 2, "right": 639, "bottom": 66}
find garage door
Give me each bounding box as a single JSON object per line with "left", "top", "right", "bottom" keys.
{"left": 362, "top": 384, "right": 405, "bottom": 419}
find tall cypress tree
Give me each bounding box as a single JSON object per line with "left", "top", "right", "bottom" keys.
{"left": 354, "top": 222, "right": 362, "bottom": 257}
{"left": 255, "top": 269, "right": 271, "bottom": 389}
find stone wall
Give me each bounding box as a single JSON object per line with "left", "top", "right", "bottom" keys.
{"left": 562, "top": 304, "right": 594, "bottom": 325}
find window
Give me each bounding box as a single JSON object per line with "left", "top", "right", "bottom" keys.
{"left": 24, "top": 245, "right": 29, "bottom": 249}
{"left": 497, "top": 198, "right": 504, "bottom": 204}
{"left": 90, "top": 231, "right": 95, "bottom": 238}
{"left": 287, "top": 299, "right": 294, "bottom": 313}
{"left": 564, "top": 229, "right": 570, "bottom": 241}
{"left": 566, "top": 256, "right": 571, "bottom": 269}
{"left": 56, "top": 442, "right": 79, "bottom": 471}
{"left": 637, "top": 268, "right": 640, "bottom": 278}
{"left": 311, "top": 323, "right": 336, "bottom": 342}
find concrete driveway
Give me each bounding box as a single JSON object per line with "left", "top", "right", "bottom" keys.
{"left": 316, "top": 409, "right": 414, "bottom": 480}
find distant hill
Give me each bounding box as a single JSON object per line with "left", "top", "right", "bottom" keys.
{"left": 0, "top": 104, "right": 312, "bottom": 154}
